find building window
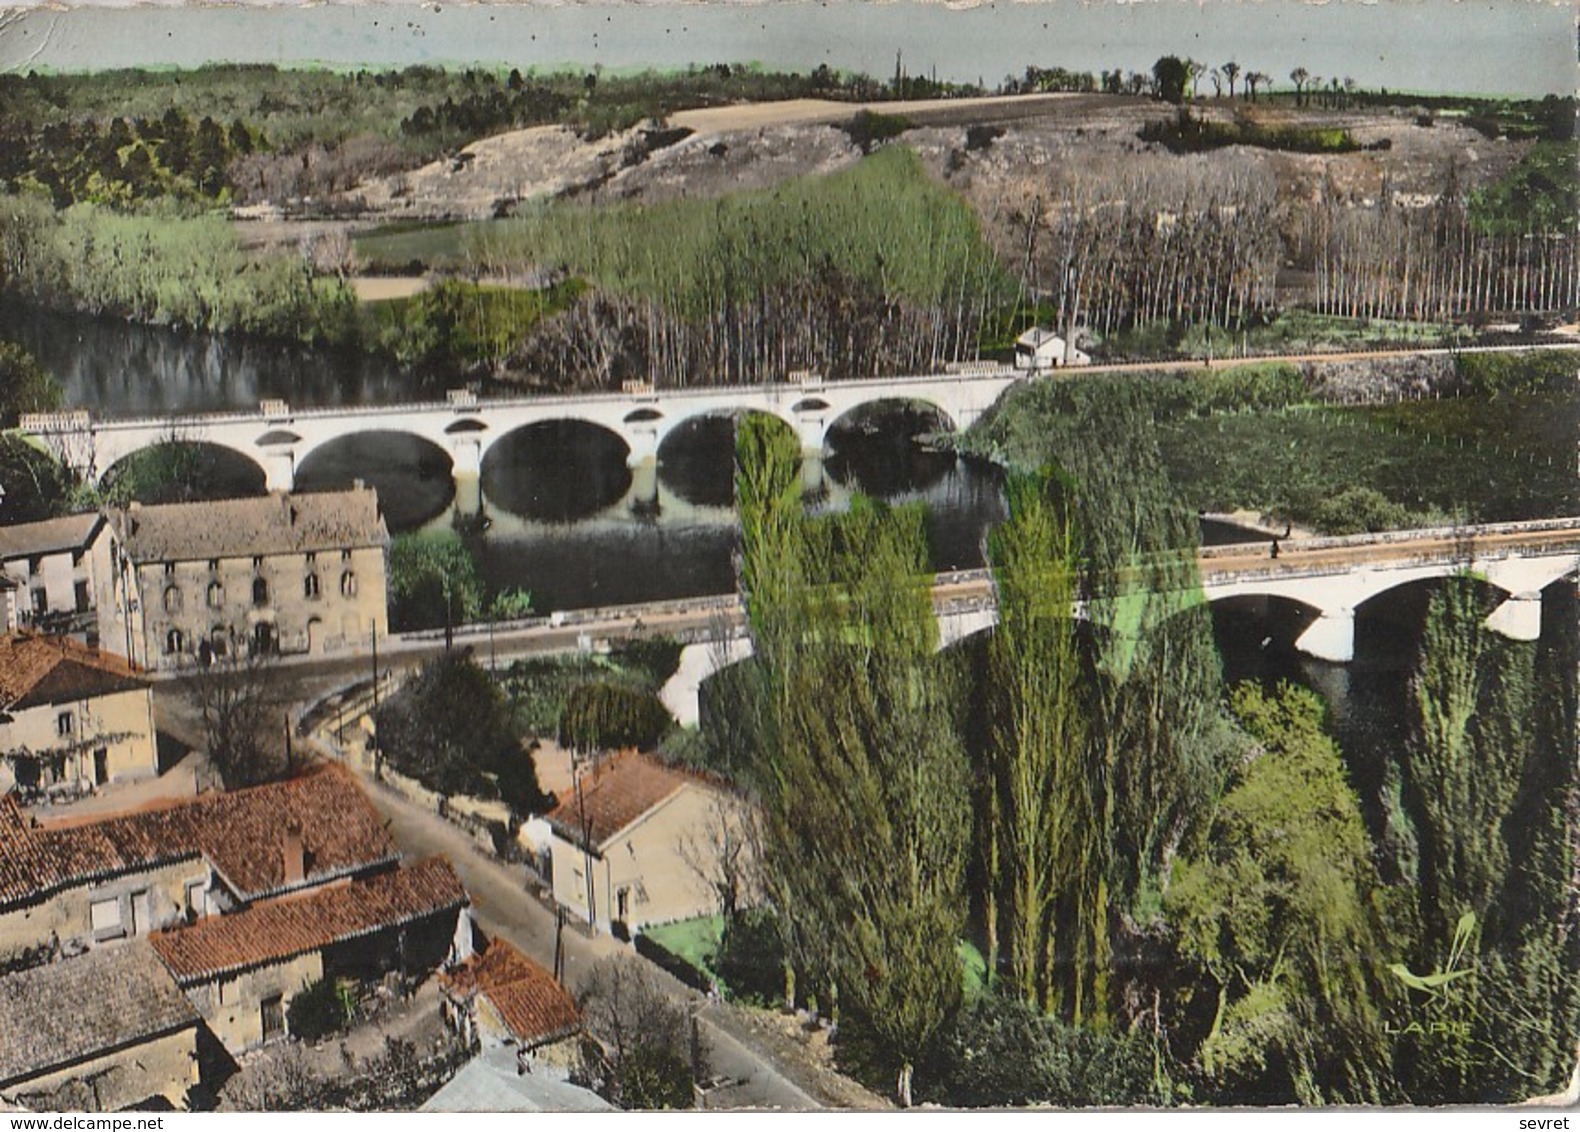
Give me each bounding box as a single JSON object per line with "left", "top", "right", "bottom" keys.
{"left": 30, "top": 588, "right": 46, "bottom": 615}
{"left": 262, "top": 995, "right": 285, "bottom": 1042}
{"left": 74, "top": 579, "right": 90, "bottom": 613}
{"left": 166, "top": 628, "right": 185, "bottom": 655}
{"left": 185, "top": 879, "right": 207, "bottom": 921}
{"left": 253, "top": 622, "right": 276, "bottom": 654}
{"left": 164, "top": 562, "right": 176, "bottom": 577}
{"left": 28, "top": 557, "right": 41, "bottom": 577}
{"left": 93, "top": 747, "right": 108, "bottom": 786}
{"left": 208, "top": 559, "right": 220, "bottom": 573}
{"left": 306, "top": 552, "right": 317, "bottom": 566}
{"left": 340, "top": 571, "right": 357, "bottom": 598}
{"left": 163, "top": 585, "right": 182, "bottom": 613}
{"left": 304, "top": 572, "right": 321, "bottom": 600}
{"left": 56, "top": 711, "right": 74, "bottom": 737}
{"left": 253, "top": 556, "right": 264, "bottom": 570}
{"left": 253, "top": 577, "right": 270, "bottom": 606}
{"left": 207, "top": 581, "right": 225, "bottom": 609}
{"left": 341, "top": 549, "right": 352, "bottom": 563}
{"left": 90, "top": 897, "right": 124, "bottom": 940}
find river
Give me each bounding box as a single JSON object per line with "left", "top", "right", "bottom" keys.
{"left": 13, "top": 303, "right": 1566, "bottom": 847}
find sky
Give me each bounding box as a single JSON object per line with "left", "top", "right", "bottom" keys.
{"left": 0, "top": 1, "right": 1574, "bottom": 98}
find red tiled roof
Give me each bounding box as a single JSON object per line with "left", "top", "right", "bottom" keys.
{"left": 150, "top": 856, "right": 467, "bottom": 984}
{"left": 440, "top": 939, "right": 579, "bottom": 1049}
{"left": 544, "top": 752, "right": 694, "bottom": 852}
{"left": 0, "top": 633, "right": 148, "bottom": 711}
{"left": 0, "top": 764, "right": 399, "bottom": 908}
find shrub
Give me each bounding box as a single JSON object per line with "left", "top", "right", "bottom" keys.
{"left": 840, "top": 110, "right": 911, "bottom": 155}
{"left": 917, "top": 994, "right": 1162, "bottom": 1107}
{"left": 559, "top": 682, "right": 673, "bottom": 752}
{"left": 713, "top": 907, "right": 785, "bottom": 1005}
{"left": 287, "top": 975, "right": 349, "bottom": 1043}
{"left": 1310, "top": 485, "right": 1415, "bottom": 535}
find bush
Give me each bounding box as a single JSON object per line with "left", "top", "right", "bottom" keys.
{"left": 713, "top": 907, "right": 786, "bottom": 1005}
{"left": 559, "top": 682, "right": 673, "bottom": 752}
{"left": 286, "top": 976, "right": 349, "bottom": 1043}
{"left": 917, "top": 994, "right": 1163, "bottom": 1108}
{"left": 1309, "top": 485, "right": 1414, "bottom": 535}
{"left": 839, "top": 110, "right": 912, "bottom": 155}
{"left": 1454, "top": 349, "right": 1580, "bottom": 398}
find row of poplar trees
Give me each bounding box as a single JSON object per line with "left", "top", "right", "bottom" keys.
{"left": 725, "top": 375, "right": 1577, "bottom": 1107}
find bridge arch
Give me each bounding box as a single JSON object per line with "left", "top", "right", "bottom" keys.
{"left": 294, "top": 430, "right": 457, "bottom": 530}
{"left": 480, "top": 419, "right": 634, "bottom": 522}
{"left": 100, "top": 440, "right": 269, "bottom": 500}
{"left": 655, "top": 410, "right": 797, "bottom": 510}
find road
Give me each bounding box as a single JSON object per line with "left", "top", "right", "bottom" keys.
{"left": 302, "top": 725, "right": 878, "bottom": 1111}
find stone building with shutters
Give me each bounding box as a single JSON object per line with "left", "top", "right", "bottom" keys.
{"left": 98, "top": 486, "right": 389, "bottom": 672}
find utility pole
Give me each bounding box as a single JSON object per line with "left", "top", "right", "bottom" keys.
{"left": 370, "top": 621, "right": 381, "bottom": 778}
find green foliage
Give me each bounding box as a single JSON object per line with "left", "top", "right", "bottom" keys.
{"left": 1152, "top": 57, "right": 1190, "bottom": 105}
{"left": 734, "top": 419, "right": 970, "bottom": 1104}
{"left": 375, "top": 650, "right": 551, "bottom": 813}
{"left": 576, "top": 955, "right": 702, "bottom": 1110}
{"left": 713, "top": 907, "right": 787, "bottom": 1006}
{"left": 0, "top": 195, "right": 357, "bottom": 343}
{"left": 287, "top": 976, "right": 349, "bottom": 1043}
{"left": 1167, "top": 682, "right": 1398, "bottom": 1104}
{"left": 1404, "top": 576, "right": 1530, "bottom": 949}
{"left": 1141, "top": 108, "right": 1360, "bottom": 154}
{"left": 919, "top": 995, "right": 1163, "bottom": 1107}
{"left": 0, "top": 436, "right": 75, "bottom": 524}
{"left": 387, "top": 532, "right": 485, "bottom": 633}
{"left": 361, "top": 278, "right": 587, "bottom": 371}
{"left": 100, "top": 440, "right": 265, "bottom": 507}
{"left": 501, "top": 640, "right": 681, "bottom": 738}
{"left": 985, "top": 469, "right": 1095, "bottom": 1017}
{"left": 488, "top": 587, "right": 536, "bottom": 621}
{"left": 839, "top": 110, "right": 912, "bottom": 155}
{"left": 558, "top": 682, "right": 673, "bottom": 752}
{"left": 1467, "top": 142, "right": 1579, "bottom": 236}
{"left": 0, "top": 341, "right": 61, "bottom": 428}
{"left": 1454, "top": 348, "right": 1580, "bottom": 398}
{"left": 1309, "top": 485, "right": 1416, "bottom": 535}
{"left": 473, "top": 145, "right": 1012, "bottom": 323}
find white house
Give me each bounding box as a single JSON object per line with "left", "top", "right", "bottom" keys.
{"left": 545, "top": 752, "right": 752, "bottom": 937}
{"left": 1014, "top": 327, "right": 1090, "bottom": 371}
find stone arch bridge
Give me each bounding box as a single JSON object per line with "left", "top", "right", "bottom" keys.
{"left": 19, "top": 366, "right": 1021, "bottom": 509}
{"left": 658, "top": 517, "right": 1580, "bottom": 724}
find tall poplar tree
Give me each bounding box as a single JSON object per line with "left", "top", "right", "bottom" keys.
{"left": 734, "top": 421, "right": 971, "bottom": 1106}
{"left": 986, "top": 469, "right": 1094, "bottom": 1017}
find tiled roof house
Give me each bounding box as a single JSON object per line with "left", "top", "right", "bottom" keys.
{"left": 545, "top": 752, "right": 753, "bottom": 936}
{"left": 98, "top": 487, "right": 390, "bottom": 671}
{"left": 0, "top": 941, "right": 200, "bottom": 1111}
{"left": 439, "top": 937, "right": 580, "bottom": 1056}
{"left": 0, "top": 633, "right": 158, "bottom": 798}
{"left": 0, "top": 762, "right": 472, "bottom": 1060}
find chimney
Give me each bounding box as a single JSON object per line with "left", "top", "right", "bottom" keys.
{"left": 282, "top": 822, "right": 305, "bottom": 886}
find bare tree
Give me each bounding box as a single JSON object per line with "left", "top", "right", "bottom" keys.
{"left": 576, "top": 955, "right": 706, "bottom": 1110}
{"left": 1221, "top": 61, "right": 1241, "bottom": 99}
{"left": 187, "top": 638, "right": 292, "bottom": 789}
{"left": 676, "top": 792, "right": 761, "bottom": 927}
{"left": 1290, "top": 67, "right": 1310, "bottom": 106}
